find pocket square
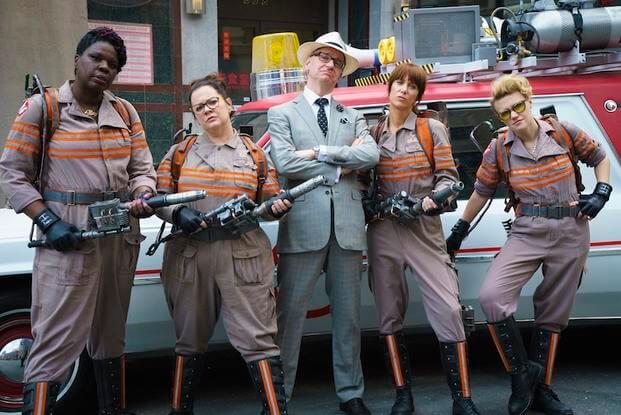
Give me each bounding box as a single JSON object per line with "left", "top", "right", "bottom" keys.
{"left": 339, "top": 118, "right": 349, "bottom": 124}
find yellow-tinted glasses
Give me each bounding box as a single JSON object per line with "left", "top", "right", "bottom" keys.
{"left": 496, "top": 100, "right": 527, "bottom": 122}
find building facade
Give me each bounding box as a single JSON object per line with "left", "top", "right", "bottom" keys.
{"left": 2, "top": 0, "right": 619, "bottom": 204}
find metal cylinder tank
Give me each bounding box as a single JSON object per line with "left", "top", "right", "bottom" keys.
{"left": 519, "top": 6, "right": 621, "bottom": 53}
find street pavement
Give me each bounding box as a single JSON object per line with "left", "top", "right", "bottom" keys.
{"left": 119, "top": 324, "right": 621, "bottom": 415}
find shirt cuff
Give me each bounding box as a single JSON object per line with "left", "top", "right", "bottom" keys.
{"left": 335, "top": 166, "right": 341, "bottom": 183}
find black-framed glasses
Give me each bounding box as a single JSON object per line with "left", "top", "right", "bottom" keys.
{"left": 191, "top": 96, "right": 220, "bottom": 113}
{"left": 496, "top": 100, "right": 527, "bottom": 122}
{"left": 311, "top": 51, "right": 346, "bottom": 71}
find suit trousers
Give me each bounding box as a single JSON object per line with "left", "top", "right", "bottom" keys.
{"left": 276, "top": 231, "right": 365, "bottom": 402}
{"left": 479, "top": 216, "right": 589, "bottom": 332}
{"left": 24, "top": 230, "right": 139, "bottom": 382}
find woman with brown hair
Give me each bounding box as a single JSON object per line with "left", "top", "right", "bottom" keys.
{"left": 365, "top": 63, "right": 480, "bottom": 415}
{"left": 155, "top": 73, "right": 291, "bottom": 415}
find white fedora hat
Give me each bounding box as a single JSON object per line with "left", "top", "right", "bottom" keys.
{"left": 297, "top": 31, "right": 360, "bottom": 77}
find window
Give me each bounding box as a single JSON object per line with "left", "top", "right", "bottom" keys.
{"left": 446, "top": 105, "right": 506, "bottom": 200}
{"left": 231, "top": 112, "right": 268, "bottom": 141}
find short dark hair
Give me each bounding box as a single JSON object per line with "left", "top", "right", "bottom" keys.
{"left": 188, "top": 73, "right": 229, "bottom": 106}
{"left": 76, "top": 27, "right": 127, "bottom": 70}
{"left": 387, "top": 63, "right": 428, "bottom": 106}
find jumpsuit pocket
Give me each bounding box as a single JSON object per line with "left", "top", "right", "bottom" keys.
{"left": 56, "top": 243, "right": 98, "bottom": 286}
{"left": 232, "top": 247, "right": 262, "bottom": 285}
{"left": 233, "top": 157, "right": 258, "bottom": 190}
{"left": 405, "top": 140, "right": 424, "bottom": 153}
{"left": 163, "top": 240, "right": 197, "bottom": 284}
{"left": 115, "top": 128, "right": 132, "bottom": 146}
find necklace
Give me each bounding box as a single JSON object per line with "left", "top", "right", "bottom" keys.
{"left": 83, "top": 109, "right": 98, "bottom": 117}
{"left": 525, "top": 138, "right": 538, "bottom": 159}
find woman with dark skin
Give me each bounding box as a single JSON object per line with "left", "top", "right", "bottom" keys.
{"left": 366, "top": 63, "right": 480, "bottom": 415}
{"left": 0, "top": 27, "right": 156, "bottom": 415}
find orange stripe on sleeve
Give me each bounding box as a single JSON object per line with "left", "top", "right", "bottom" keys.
{"left": 4, "top": 144, "right": 39, "bottom": 156}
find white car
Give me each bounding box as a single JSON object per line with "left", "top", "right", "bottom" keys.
{"left": 1, "top": 72, "right": 620, "bottom": 413}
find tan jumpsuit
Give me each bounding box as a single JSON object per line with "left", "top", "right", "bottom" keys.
{"left": 156, "top": 132, "right": 282, "bottom": 362}
{"left": 367, "top": 113, "right": 465, "bottom": 342}
{"left": 0, "top": 81, "right": 156, "bottom": 382}
{"left": 475, "top": 119, "right": 606, "bottom": 332}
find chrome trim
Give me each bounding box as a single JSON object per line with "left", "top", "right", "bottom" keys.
{"left": 133, "top": 275, "right": 162, "bottom": 286}
{"left": 0, "top": 338, "right": 32, "bottom": 382}
{"left": 456, "top": 246, "right": 621, "bottom": 264}
{"left": 580, "top": 95, "right": 621, "bottom": 160}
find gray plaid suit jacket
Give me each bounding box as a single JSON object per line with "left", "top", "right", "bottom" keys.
{"left": 268, "top": 94, "right": 379, "bottom": 253}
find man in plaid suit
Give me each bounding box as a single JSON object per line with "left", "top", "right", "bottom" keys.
{"left": 268, "top": 32, "right": 379, "bottom": 415}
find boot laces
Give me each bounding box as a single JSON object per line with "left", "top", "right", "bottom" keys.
{"left": 459, "top": 398, "right": 481, "bottom": 415}
{"left": 540, "top": 385, "right": 561, "bottom": 402}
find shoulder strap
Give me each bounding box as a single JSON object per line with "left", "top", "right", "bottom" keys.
{"left": 171, "top": 134, "right": 198, "bottom": 192}
{"left": 495, "top": 130, "right": 519, "bottom": 212}
{"left": 543, "top": 116, "right": 584, "bottom": 192}
{"left": 415, "top": 117, "right": 434, "bottom": 170}
{"left": 371, "top": 115, "right": 386, "bottom": 143}
{"left": 43, "top": 88, "right": 60, "bottom": 140}
{"left": 111, "top": 96, "right": 132, "bottom": 130}
{"left": 239, "top": 133, "right": 268, "bottom": 203}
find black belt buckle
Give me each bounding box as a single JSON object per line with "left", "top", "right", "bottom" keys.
{"left": 66, "top": 190, "right": 76, "bottom": 206}
{"left": 549, "top": 206, "right": 563, "bottom": 219}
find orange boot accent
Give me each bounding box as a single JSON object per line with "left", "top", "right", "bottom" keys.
{"left": 544, "top": 332, "right": 559, "bottom": 386}
{"left": 172, "top": 355, "right": 185, "bottom": 410}
{"left": 487, "top": 323, "right": 512, "bottom": 372}
{"left": 386, "top": 335, "right": 406, "bottom": 387}
{"left": 258, "top": 360, "right": 280, "bottom": 415}
{"left": 456, "top": 341, "right": 471, "bottom": 398}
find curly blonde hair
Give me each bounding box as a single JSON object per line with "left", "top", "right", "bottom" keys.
{"left": 490, "top": 74, "right": 532, "bottom": 105}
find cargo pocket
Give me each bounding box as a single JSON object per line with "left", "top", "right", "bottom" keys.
{"left": 163, "top": 240, "right": 197, "bottom": 284}
{"left": 122, "top": 232, "right": 144, "bottom": 280}
{"left": 232, "top": 247, "right": 261, "bottom": 285}
{"left": 57, "top": 243, "right": 98, "bottom": 286}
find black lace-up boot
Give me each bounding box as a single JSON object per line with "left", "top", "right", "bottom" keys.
{"left": 92, "top": 356, "right": 136, "bottom": 415}
{"left": 247, "top": 356, "right": 288, "bottom": 414}
{"left": 22, "top": 382, "right": 60, "bottom": 415}
{"left": 439, "top": 341, "right": 481, "bottom": 415}
{"left": 168, "top": 353, "right": 206, "bottom": 415}
{"left": 529, "top": 328, "right": 574, "bottom": 415}
{"left": 487, "top": 316, "right": 543, "bottom": 415}
{"left": 382, "top": 332, "right": 415, "bottom": 414}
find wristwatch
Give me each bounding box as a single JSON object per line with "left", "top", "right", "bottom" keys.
{"left": 312, "top": 146, "right": 320, "bottom": 160}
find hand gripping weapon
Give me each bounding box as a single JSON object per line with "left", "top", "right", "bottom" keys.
{"left": 28, "top": 191, "right": 207, "bottom": 248}
{"left": 157, "top": 175, "right": 326, "bottom": 244}
{"left": 376, "top": 181, "right": 465, "bottom": 223}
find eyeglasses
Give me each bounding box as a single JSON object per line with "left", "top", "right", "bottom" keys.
{"left": 311, "top": 51, "right": 346, "bottom": 71}
{"left": 191, "top": 96, "right": 220, "bottom": 113}
{"left": 496, "top": 100, "right": 527, "bottom": 122}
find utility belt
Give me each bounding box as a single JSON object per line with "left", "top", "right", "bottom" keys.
{"left": 516, "top": 203, "right": 580, "bottom": 219}
{"left": 43, "top": 190, "right": 130, "bottom": 205}
{"left": 187, "top": 225, "right": 253, "bottom": 242}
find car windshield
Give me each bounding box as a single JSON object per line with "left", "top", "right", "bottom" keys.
{"left": 231, "top": 111, "right": 268, "bottom": 142}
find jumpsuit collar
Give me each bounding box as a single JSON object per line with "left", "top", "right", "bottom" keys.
{"left": 507, "top": 118, "right": 567, "bottom": 160}
{"left": 379, "top": 112, "right": 417, "bottom": 153}
{"left": 59, "top": 80, "right": 130, "bottom": 130}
